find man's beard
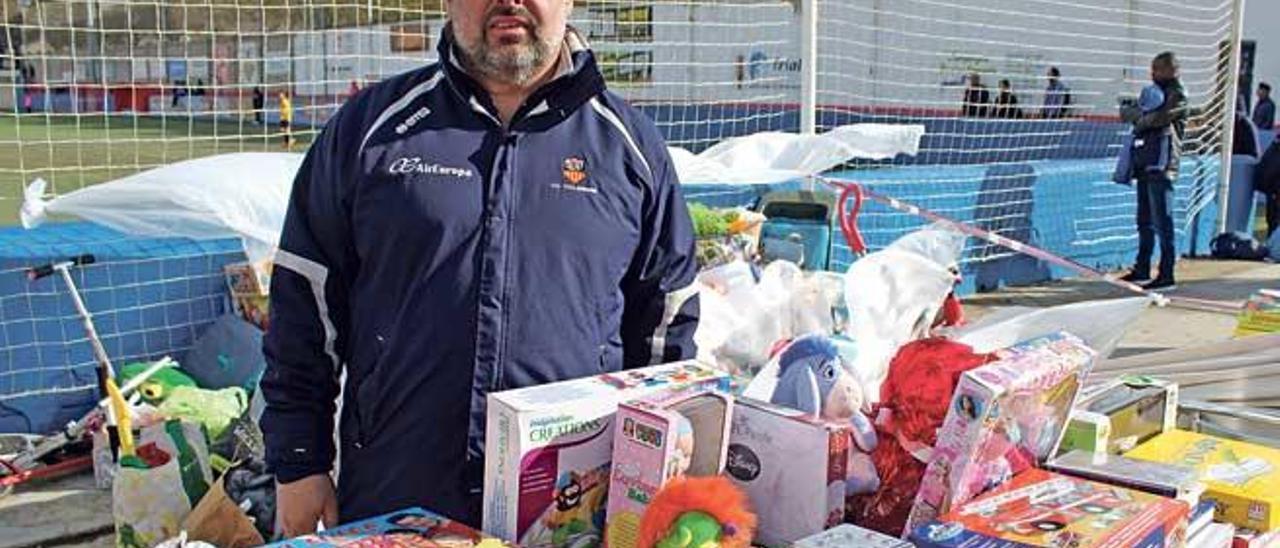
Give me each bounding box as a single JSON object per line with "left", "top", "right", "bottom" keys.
{"left": 456, "top": 8, "right": 558, "bottom": 87}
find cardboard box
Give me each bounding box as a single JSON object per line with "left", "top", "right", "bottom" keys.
{"left": 1126, "top": 429, "right": 1280, "bottom": 533}
{"left": 724, "top": 397, "right": 853, "bottom": 547}
{"left": 1048, "top": 449, "right": 1204, "bottom": 504}
{"left": 266, "top": 507, "right": 510, "bottom": 547}
{"left": 604, "top": 387, "right": 734, "bottom": 548}
{"left": 1234, "top": 289, "right": 1280, "bottom": 338}
{"left": 482, "top": 361, "right": 730, "bottom": 547}
{"left": 906, "top": 332, "right": 1096, "bottom": 532}
{"left": 224, "top": 261, "right": 272, "bottom": 330}
{"left": 1059, "top": 377, "right": 1178, "bottom": 456}
{"left": 909, "top": 468, "right": 1191, "bottom": 548}
{"left": 793, "top": 523, "right": 913, "bottom": 547}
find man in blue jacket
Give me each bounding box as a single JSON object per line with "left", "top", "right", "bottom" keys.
{"left": 261, "top": 0, "right": 700, "bottom": 535}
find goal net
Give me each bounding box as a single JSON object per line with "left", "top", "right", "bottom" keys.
{"left": 0, "top": 0, "right": 1243, "bottom": 428}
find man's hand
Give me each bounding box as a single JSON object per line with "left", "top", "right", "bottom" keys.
{"left": 277, "top": 474, "right": 339, "bottom": 537}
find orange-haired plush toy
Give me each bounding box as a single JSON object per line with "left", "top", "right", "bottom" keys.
{"left": 637, "top": 476, "right": 756, "bottom": 548}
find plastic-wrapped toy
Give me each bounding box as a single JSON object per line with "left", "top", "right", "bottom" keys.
{"left": 637, "top": 476, "right": 757, "bottom": 548}
{"left": 668, "top": 414, "right": 696, "bottom": 480}
{"left": 767, "top": 334, "right": 880, "bottom": 496}
{"left": 847, "top": 337, "right": 996, "bottom": 537}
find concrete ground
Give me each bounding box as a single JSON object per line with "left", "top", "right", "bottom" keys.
{"left": 1, "top": 258, "right": 1276, "bottom": 547}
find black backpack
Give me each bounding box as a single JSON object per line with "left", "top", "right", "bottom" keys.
{"left": 1211, "top": 231, "right": 1269, "bottom": 261}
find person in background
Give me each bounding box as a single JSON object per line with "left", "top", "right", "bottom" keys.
{"left": 1257, "top": 134, "right": 1280, "bottom": 239}
{"left": 962, "top": 72, "right": 990, "bottom": 118}
{"left": 994, "top": 79, "right": 1023, "bottom": 119}
{"left": 1234, "top": 94, "right": 1260, "bottom": 158}
{"left": 348, "top": 79, "right": 361, "bottom": 100}
{"left": 1254, "top": 82, "right": 1275, "bottom": 134}
{"left": 252, "top": 86, "right": 265, "bottom": 125}
{"left": 278, "top": 91, "right": 294, "bottom": 148}
{"left": 1119, "top": 51, "right": 1188, "bottom": 291}
{"left": 1042, "top": 66, "right": 1072, "bottom": 119}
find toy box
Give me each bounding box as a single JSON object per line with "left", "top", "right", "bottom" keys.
{"left": 224, "top": 261, "right": 272, "bottom": 330}
{"left": 724, "top": 397, "right": 853, "bottom": 547}
{"left": 909, "top": 468, "right": 1191, "bottom": 548}
{"left": 906, "top": 332, "right": 1096, "bottom": 533}
{"left": 793, "top": 524, "right": 913, "bottom": 547}
{"left": 1234, "top": 289, "right": 1280, "bottom": 338}
{"left": 1126, "top": 429, "right": 1280, "bottom": 533}
{"left": 1048, "top": 449, "right": 1204, "bottom": 504}
{"left": 604, "top": 387, "right": 734, "bottom": 548}
{"left": 1232, "top": 527, "right": 1280, "bottom": 548}
{"left": 266, "top": 507, "right": 511, "bottom": 547}
{"left": 482, "top": 361, "right": 730, "bottom": 548}
{"left": 1059, "top": 377, "right": 1178, "bottom": 456}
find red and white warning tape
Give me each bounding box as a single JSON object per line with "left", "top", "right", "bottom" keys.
{"left": 822, "top": 176, "right": 1240, "bottom": 314}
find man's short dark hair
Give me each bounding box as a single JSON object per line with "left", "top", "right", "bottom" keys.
{"left": 1261, "top": 82, "right": 1272, "bottom": 93}
{"left": 1153, "top": 51, "right": 1179, "bottom": 71}
{"left": 1048, "top": 67, "right": 1061, "bottom": 78}
{"left": 1000, "top": 79, "right": 1011, "bottom": 88}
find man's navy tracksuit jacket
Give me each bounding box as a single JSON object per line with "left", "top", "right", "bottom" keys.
{"left": 260, "top": 29, "right": 700, "bottom": 527}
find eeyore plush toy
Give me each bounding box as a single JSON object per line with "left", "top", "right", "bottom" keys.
{"left": 769, "top": 334, "right": 881, "bottom": 496}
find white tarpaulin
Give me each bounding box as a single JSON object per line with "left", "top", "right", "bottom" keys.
{"left": 670, "top": 124, "right": 926, "bottom": 185}
{"left": 21, "top": 153, "right": 303, "bottom": 266}
{"left": 956, "top": 297, "right": 1151, "bottom": 358}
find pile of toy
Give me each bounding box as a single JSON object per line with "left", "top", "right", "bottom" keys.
{"left": 255, "top": 222, "right": 1280, "bottom": 548}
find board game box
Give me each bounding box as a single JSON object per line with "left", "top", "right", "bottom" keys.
{"left": 1048, "top": 449, "right": 1203, "bottom": 504}
{"left": 482, "top": 361, "right": 731, "bottom": 548}
{"left": 1125, "top": 429, "right": 1280, "bottom": 533}
{"left": 906, "top": 332, "right": 1096, "bottom": 532}
{"left": 604, "top": 387, "right": 734, "bottom": 548}
{"left": 266, "top": 507, "right": 511, "bottom": 548}
{"left": 909, "top": 468, "right": 1191, "bottom": 548}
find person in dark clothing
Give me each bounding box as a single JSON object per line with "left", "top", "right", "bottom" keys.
{"left": 994, "top": 79, "right": 1023, "bottom": 119}
{"left": 1042, "top": 66, "right": 1072, "bottom": 119}
{"left": 262, "top": 0, "right": 699, "bottom": 536}
{"left": 1257, "top": 138, "right": 1280, "bottom": 238}
{"left": 1255, "top": 82, "right": 1275, "bottom": 133}
{"left": 1119, "top": 51, "right": 1189, "bottom": 291}
{"left": 962, "top": 72, "right": 990, "bottom": 118}
{"left": 1234, "top": 101, "right": 1260, "bottom": 158}
{"left": 252, "top": 86, "right": 264, "bottom": 125}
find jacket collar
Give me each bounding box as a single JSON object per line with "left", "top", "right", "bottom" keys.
{"left": 437, "top": 23, "right": 605, "bottom": 128}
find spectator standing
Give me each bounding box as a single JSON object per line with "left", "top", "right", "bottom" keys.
{"left": 1119, "top": 52, "right": 1189, "bottom": 290}
{"left": 1254, "top": 82, "right": 1275, "bottom": 133}
{"left": 994, "top": 79, "right": 1024, "bottom": 119}
{"left": 1042, "top": 66, "right": 1072, "bottom": 119}
{"left": 962, "top": 72, "right": 991, "bottom": 118}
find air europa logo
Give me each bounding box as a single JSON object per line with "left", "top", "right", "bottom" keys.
{"left": 387, "top": 157, "right": 474, "bottom": 179}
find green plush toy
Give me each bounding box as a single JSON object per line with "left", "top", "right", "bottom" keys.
{"left": 656, "top": 512, "right": 724, "bottom": 548}
{"left": 117, "top": 362, "right": 198, "bottom": 405}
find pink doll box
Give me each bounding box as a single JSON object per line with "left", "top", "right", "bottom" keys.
{"left": 904, "top": 332, "right": 1096, "bottom": 535}
{"left": 726, "top": 397, "right": 854, "bottom": 548}
{"left": 604, "top": 387, "right": 735, "bottom": 548}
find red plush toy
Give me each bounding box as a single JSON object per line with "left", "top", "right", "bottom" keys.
{"left": 847, "top": 337, "right": 996, "bottom": 537}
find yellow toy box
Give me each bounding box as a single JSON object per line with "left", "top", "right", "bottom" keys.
{"left": 1126, "top": 429, "right": 1280, "bottom": 533}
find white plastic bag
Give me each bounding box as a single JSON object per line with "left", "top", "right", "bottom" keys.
{"left": 843, "top": 223, "right": 966, "bottom": 404}
{"left": 670, "top": 124, "right": 925, "bottom": 185}
{"left": 21, "top": 152, "right": 303, "bottom": 267}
